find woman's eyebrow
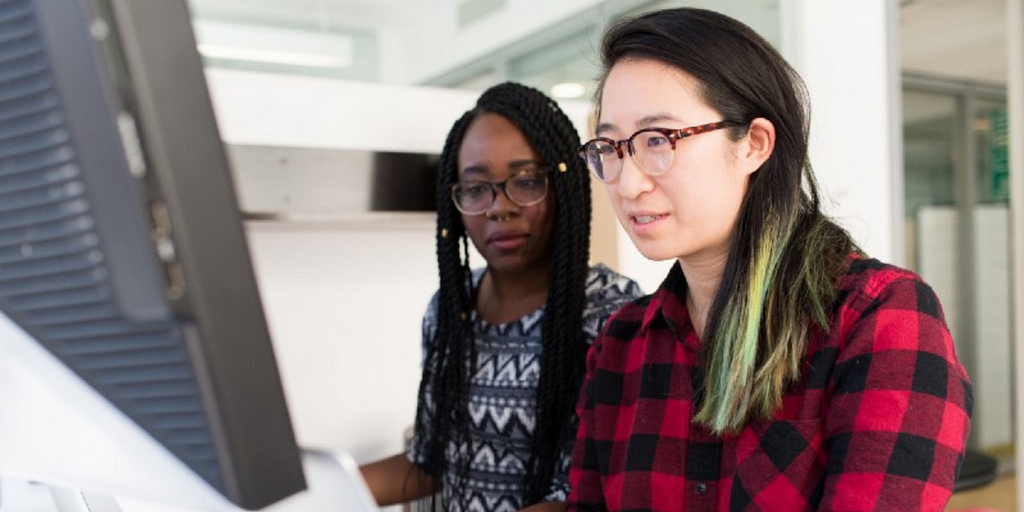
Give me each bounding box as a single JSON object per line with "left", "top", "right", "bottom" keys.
{"left": 459, "top": 166, "right": 487, "bottom": 177}
{"left": 636, "top": 112, "right": 683, "bottom": 128}
{"left": 595, "top": 113, "right": 683, "bottom": 136}
{"left": 459, "top": 160, "right": 539, "bottom": 177}
{"left": 508, "top": 160, "right": 541, "bottom": 169}
{"left": 594, "top": 122, "right": 618, "bottom": 136}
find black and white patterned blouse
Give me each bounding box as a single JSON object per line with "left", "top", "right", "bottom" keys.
{"left": 407, "top": 264, "right": 643, "bottom": 512}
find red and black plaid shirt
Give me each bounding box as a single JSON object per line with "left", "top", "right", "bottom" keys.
{"left": 567, "top": 257, "right": 972, "bottom": 511}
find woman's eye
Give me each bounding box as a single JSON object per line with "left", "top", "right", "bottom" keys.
{"left": 463, "top": 184, "right": 489, "bottom": 197}
{"left": 513, "top": 177, "right": 542, "bottom": 189}
{"left": 646, "top": 136, "right": 670, "bottom": 148}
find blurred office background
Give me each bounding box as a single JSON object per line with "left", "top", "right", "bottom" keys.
{"left": 181, "top": 0, "right": 1022, "bottom": 510}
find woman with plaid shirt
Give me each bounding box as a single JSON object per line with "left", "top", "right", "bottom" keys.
{"left": 570, "top": 7, "right": 972, "bottom": 511}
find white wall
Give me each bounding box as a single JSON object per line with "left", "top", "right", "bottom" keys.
{"left": 780, "top": 0, "right": 901, "bottom": 264}
{"left": 206, "top": 69, "right": 479, "bottom": 152}
{"left": 205, "top": 72, "right": 477, "bottom": 465}
{"left": 245, "top": 220, "right": 437, "bottom": 461}
{"left": 973, "top": 206, "right": 1014, "bottom": 451}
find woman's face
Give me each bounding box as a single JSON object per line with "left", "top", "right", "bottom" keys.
{"left": 597, "top": 58, "right": 755, "bottom": 265}
{"left": 457, "top": 112, "right": 555, "bottom": 278}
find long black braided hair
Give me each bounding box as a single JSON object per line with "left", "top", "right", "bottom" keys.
{"left": 412, "top": 82, "right": 591, "bottom": 508}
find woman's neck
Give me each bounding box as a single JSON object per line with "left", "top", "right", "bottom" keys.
{"left": 476, "top": 266, "right": 549, "bottom": 324}
{"left": 679, "top": 252, "right": 727, "bottom": 337}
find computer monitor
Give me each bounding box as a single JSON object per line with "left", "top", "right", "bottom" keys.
{"left": 0, "top": 0, "right": 308, "bottom": 510}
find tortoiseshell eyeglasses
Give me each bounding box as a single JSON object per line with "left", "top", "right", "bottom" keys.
{"left": 577, "top": 120, "right": 741, "bottom": 182}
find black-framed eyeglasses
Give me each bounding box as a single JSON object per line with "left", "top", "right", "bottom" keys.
{"left": 577, "top": 120, "right": 741, "bottom": 182}
{"left": 451, "top": 167, "right": 550, "bottom": 215}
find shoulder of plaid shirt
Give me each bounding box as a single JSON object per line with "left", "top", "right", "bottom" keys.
{"left": 565, "top": 256, "right": 973, "bottom": 512}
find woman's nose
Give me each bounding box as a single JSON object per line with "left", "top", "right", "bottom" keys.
{"left": 486, "top": 185, "right": 518, "bottom": 218}
{"left": 614, "top": 154, "right": 655, "bottom": 200}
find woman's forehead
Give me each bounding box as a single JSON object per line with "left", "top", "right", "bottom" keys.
{"left": 599, "top": 60, "right": 709, "bottom": 131}
{"left": 458, "top": 114, "right": 540, "bottom": 169}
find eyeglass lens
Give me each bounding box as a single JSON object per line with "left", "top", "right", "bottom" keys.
{"left": 579, "top": 121, "right": 736, "bottom": 182}
{"left": 582, "top": 130, "right": 675, "bottom": 182}
{"left": 452, "top": 169, "right": 548, "bottom": 214}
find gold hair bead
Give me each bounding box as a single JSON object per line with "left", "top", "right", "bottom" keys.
{"left": 460, "top": 312, "right": 468, "bottom": 322}
{"left": 441, "top": 228, "right": 448, "bottom": 238}
{"left": 558, "top": 162, "right": 568, "bottom": 173}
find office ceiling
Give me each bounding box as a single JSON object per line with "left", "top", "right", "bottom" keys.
{"left": 187, "top": 0, "right": 444, "bottom": 31}
{"left": 187, "top": 0, "right": 1010, "bottom": 88}
{"left": 899, "top": 0, "right": 1007, "bottom": 85}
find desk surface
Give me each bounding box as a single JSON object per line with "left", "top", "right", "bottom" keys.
{"left": 2, "top": 478, "right": 61, "bottom": 512}
{"left": 2, "top": 450, "right": 392, "bottom": 512}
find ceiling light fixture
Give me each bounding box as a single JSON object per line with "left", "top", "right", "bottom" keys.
{"left": 550, "top": 82, "right": 586, "bottom": 99}
{"left": 196, "top": 44, "right": 349, "bottom": 69}
{"left": 192, "top": 20, "right": 353, "bottom": 70}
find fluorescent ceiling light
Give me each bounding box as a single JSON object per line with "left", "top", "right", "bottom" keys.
{"left": 196, "top": 44, "right": 349, "bottom": 68}
{"left": 550, "top": 82, "right": 585, "bottom": 99}
{"left": 193, "top": 20, "right": 353, "bottom": 69}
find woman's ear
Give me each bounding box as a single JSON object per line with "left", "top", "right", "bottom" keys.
{"left": 738, "top": 117, "right": 775, "bottom": 175}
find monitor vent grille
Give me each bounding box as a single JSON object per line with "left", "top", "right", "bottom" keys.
{"left": 0, "top": 0, "right": 224, "bottom": 492}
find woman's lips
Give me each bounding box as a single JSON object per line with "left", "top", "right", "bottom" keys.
{"left": 488, "top": 232, "right": 529, "bottom": 251}
{"left": 629, "top": 212, "right": 667, "bottom": 234}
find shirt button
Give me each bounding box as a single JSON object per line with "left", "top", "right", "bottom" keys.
{"left": 695, "top": 483, "right": 708, "bottom": 495}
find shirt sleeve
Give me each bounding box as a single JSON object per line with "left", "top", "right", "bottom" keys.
{"left": 405, "top": 291, "right": 441, "bottom": 476}
{"left": 819, "top": 275, "right": 973, "bottom": 511}
{"left": 560, "top": 268, "right": 642, "bottom": 506}
{"left": 566, "top": 331, "right": 609, "bottom": 512}
{"left": 581, "top": 266, "right": 644, "bottom": 344}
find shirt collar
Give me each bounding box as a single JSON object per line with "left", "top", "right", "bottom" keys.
{"left": 644, "top": 261, "right": 692, "bottom": 342}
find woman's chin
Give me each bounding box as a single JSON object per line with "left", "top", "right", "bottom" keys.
{"left": 634, "top": 244, "right": 681, "bottom": 263}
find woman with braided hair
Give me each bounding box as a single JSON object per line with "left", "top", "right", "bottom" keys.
{"left": 360, "top": 82, "right": 642, "bottom": 512}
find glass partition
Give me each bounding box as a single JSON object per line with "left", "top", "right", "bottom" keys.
{"left": 905, "top": 81, "right": 1015, "bottom": 510}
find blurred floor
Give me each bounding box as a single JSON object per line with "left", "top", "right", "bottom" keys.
{"left": 947, "top": 473, "right": 1016, "bottom": 512}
